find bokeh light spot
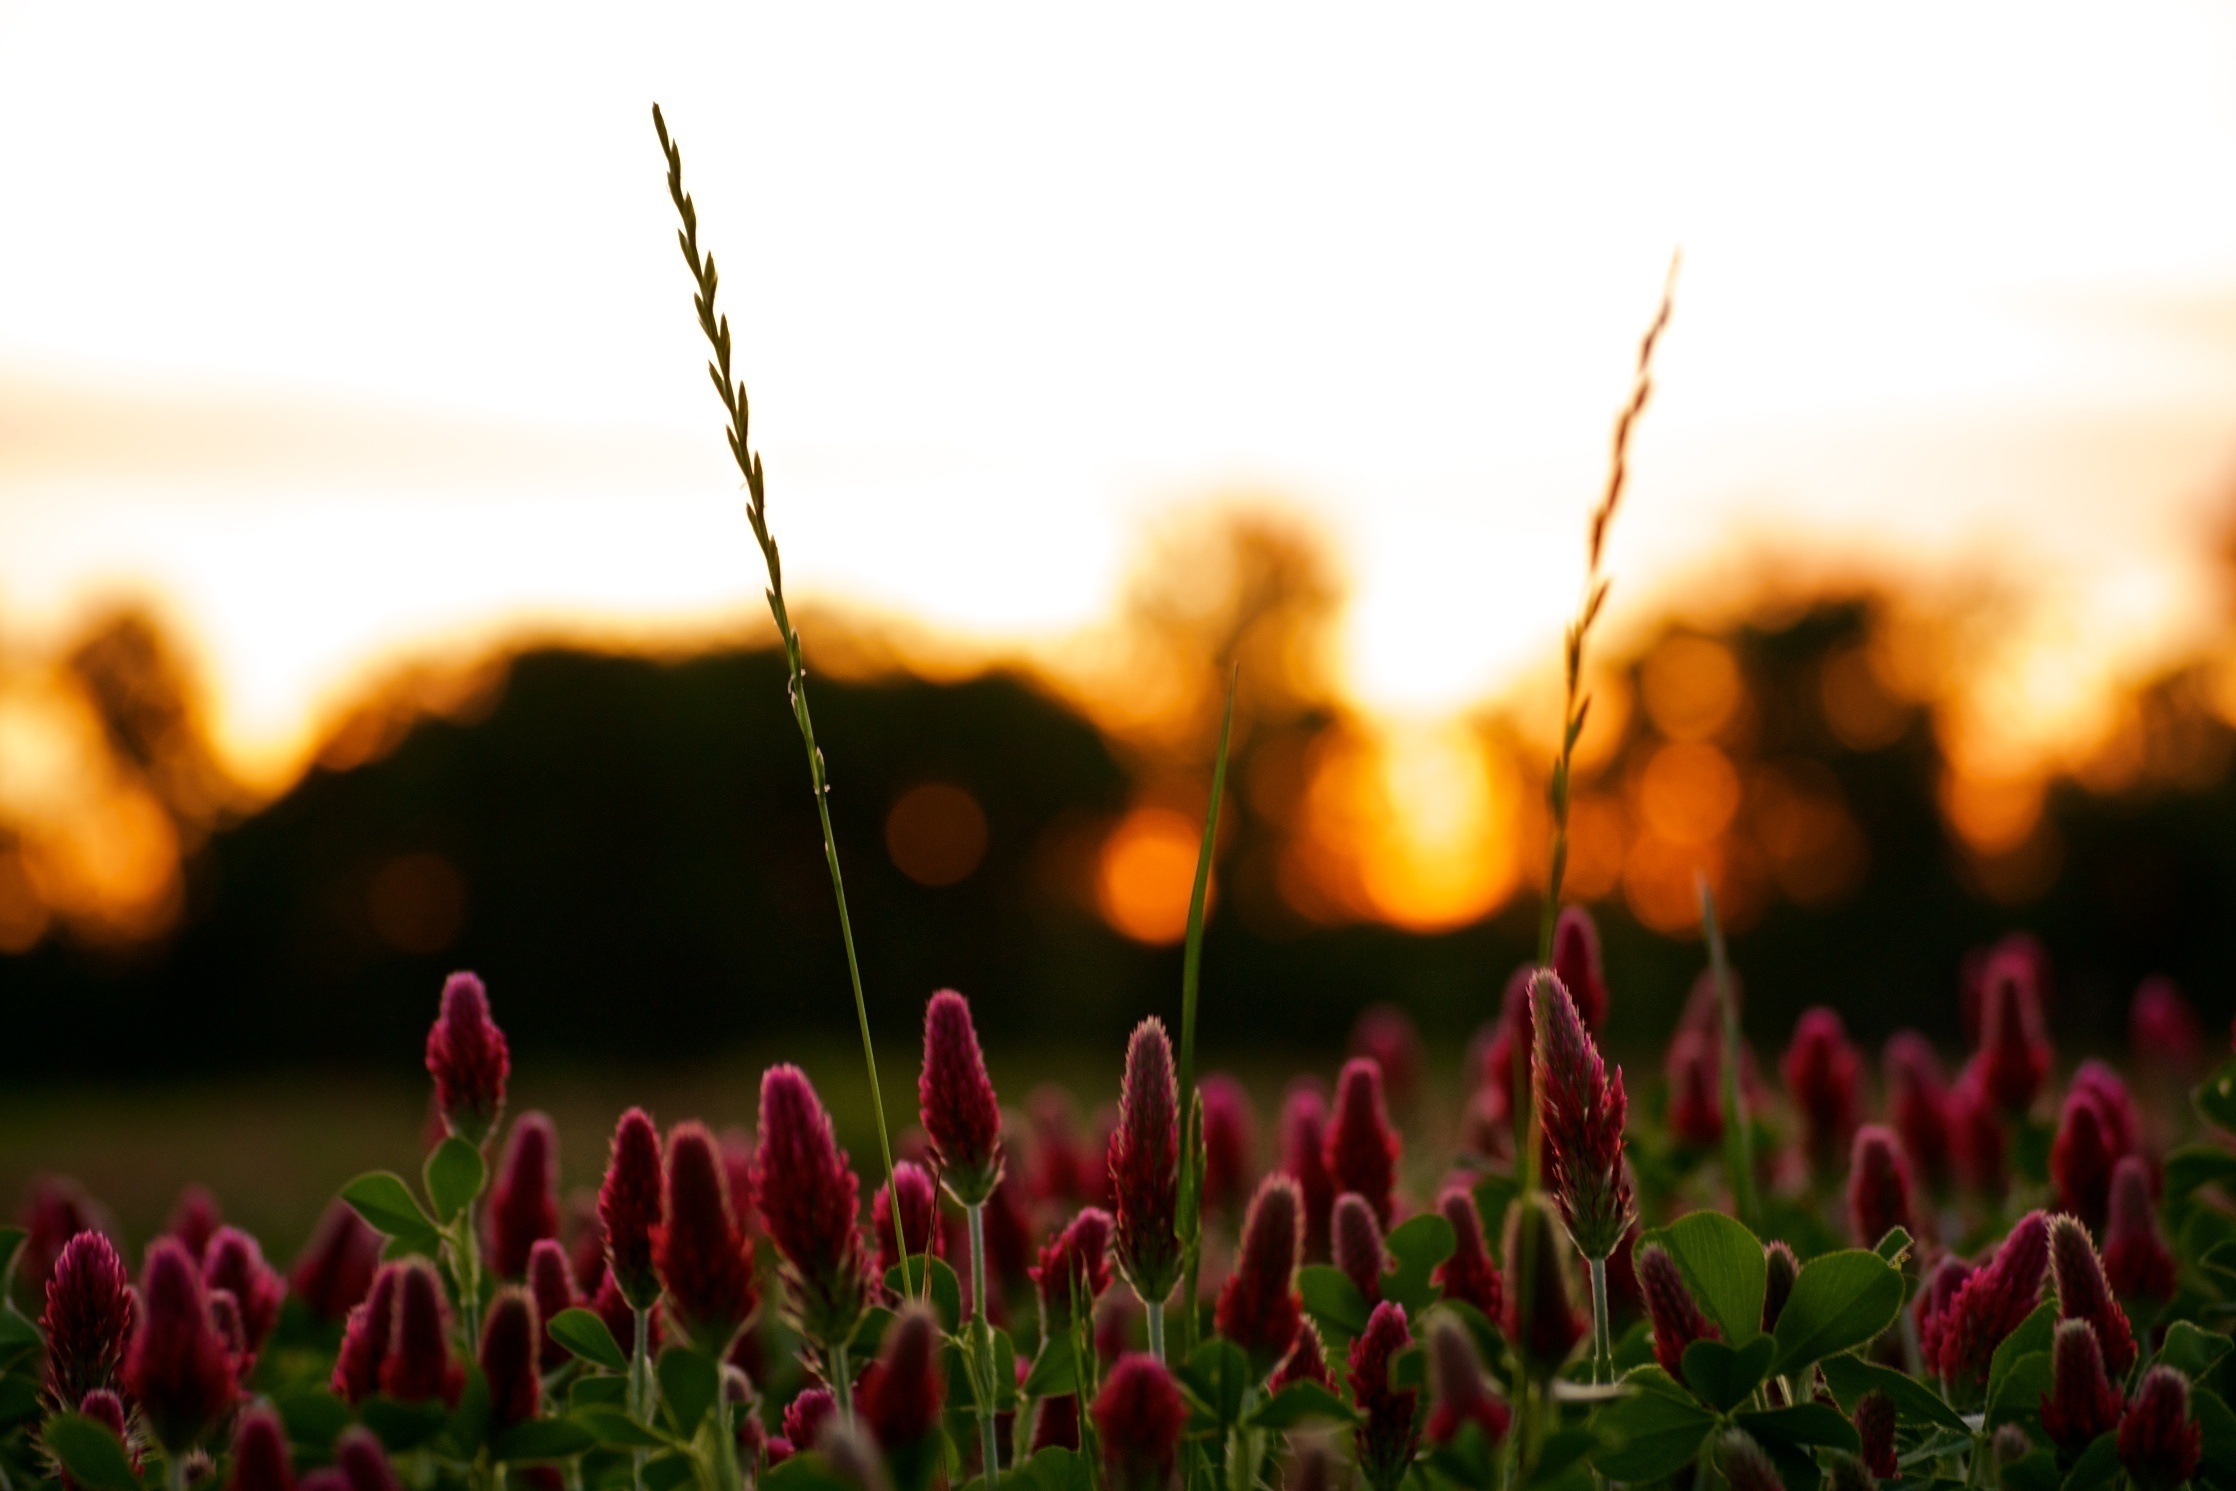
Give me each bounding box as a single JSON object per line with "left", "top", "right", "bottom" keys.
{"left": 1096, "top": 806, "right": 1205, "bottom": 944}
{"left": 1638, "top": 740, "right": 1741, "bottom": 846}
{"left": 885, "top": 782, "right": 990, "bottom": 888}
{"left": 1641, "top": 636, "right": 1742, "bottom": 743}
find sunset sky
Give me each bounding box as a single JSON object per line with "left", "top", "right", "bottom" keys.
{"left": 6, "top": 2, "right": 2236, "bottom": 792}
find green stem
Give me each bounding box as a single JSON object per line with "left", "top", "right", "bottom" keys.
{"left": 168, "top": 1456, "right": 188, "bottom": 1491}
{"left": 461, "top": 1197, "right": 482, "bottom": 1352}
{"left": 831, "top": 1343, "right": 854, "bottom": 1422}
{"left": 1588, "top": 1255, "right": 1612, "bottom": 1385}
{"left": 1144, "top": 1298, "right": 1166, "bottom": 1362}
{"left": 969, "top": 1203, "right": 1000, "bottom": 1487}
{"left": 1173, "top": 675, "right": 1235, "bottom": 1370}
{"left": 631, "top": 1304, "right": 654, "bottom": 1491}
{"left": 652, "top": 104, "right": 912, "bottom": 1303}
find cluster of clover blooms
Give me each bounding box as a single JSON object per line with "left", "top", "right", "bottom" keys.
{"left": 11, "top": 915, "right": 2236, "bottom": 1491}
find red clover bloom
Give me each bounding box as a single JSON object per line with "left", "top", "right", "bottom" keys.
{"left": 125, "top": 1238, "right": 236, "bottom": 1453}
{"left": 654, "top": 1121, "right": 759, "bottom": 1353}
{"left": 1110, "top": 1019, "right": 1182, "bottom": 1307}
{"left": 1531, "top": 971, "right": 1634, "bottom": 1260}
{"left": 1093, "top": 1354, "right": 1187, "bottom": 1491}
{"left": 1324, "top": 1058, "right": 1400, "bottom": 1228}
{"left": 870, "top": 1160, "right": 943, "bottom": 1287}
{"left": 2049, "top": 1214, "right": 2136, "bottom": 1378}
{"left": 2040, "top": 1318, "right": 2124, "bottom": 1454}
{"left": 1213, "top": 1175, "right": 1303, "bottom": 1371}
{"left": 919, "top": 990, "right": 1004, "bottom": 1206}
{"left": 1348, "top": 1302, "right": 1420, "bottom": 1491}
{"left": 1031, "top": 1207, "right": 1114, "bottom": 1334}
{"left": 1429, "top": 1185, "right": 1502, "bottom": 1319}
{"left": 598, "top": 1107, "right": 665, "bottom": 1312}
{"left": 41, "top": 1231, "right": 135, "bottom": 1407}
{"left": 332, "top": 1264, "right": 401, "bottom": 1405}
{"left": 488, "top": 1112, "right": 559, "bottom": 1279}
{"left": 379, "top": 1261, "right": 463, "bottom": 1407}
{"left": 1846, "top": 1125, "right": 1918, "bottom": 1249}
{"left": 426, "top": 971, "right": 509, "bottom": 1145}
{"left": 1928, "top": 1211, "right": 2049, "bottom": 1388}
{"left": 1279, "top": 1085, "right": 1336, "bottom": 1263}
{"left": 526, "top": 1238, "right": 578, "bottom": 1372}
{"left": 202, "top": 1226, "right": 285, "bottom": 1361}
{"left": 1331, "top": 1193, "right": 1386, "bottom": 1306}
{"left": 2118, "top": 1367, "right": 2202, "bottom": 1491}
{"left": 1637, "top": 1243, "right": 1719, "bottom": 1385}
{"left": 756, "top": 1064, "right": 870, "bottom": 1347}
{"left": 480, "top": 1287, "right": 541, "bottom": 1432}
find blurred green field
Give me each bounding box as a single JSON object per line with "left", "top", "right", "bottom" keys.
{"left": 0, "top": 1038, "right": 1469, "bottom": 1263}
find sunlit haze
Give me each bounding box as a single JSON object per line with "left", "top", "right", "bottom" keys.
{"left": 7, "top": 3, "right": 2236, "bottom": 938}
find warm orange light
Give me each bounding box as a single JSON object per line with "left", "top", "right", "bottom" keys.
{"left": 1938, "top": 770, "right": 2043, "bottom": 856}
{"left": 1096, "top": 806, "right": 1205, "bottom": 944}
{"left": 885, "top": 782, "right": 990, "bottom": 888}
{"left": 1638, "top": 741, "right": 1741, "bottom": 846}
{"left": 1641, "top": 637, "right": 1742, "bottom": 743}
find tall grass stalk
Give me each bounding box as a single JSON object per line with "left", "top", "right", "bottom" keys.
{"left": 1696, "top": 875, "right": 1759, "bottom": 1231}
{"left": 651, "top": 104, "right": 914, "bottom": 1300}
{"left": 1173, "top": 669, "right": 1237, "bottom": 1365}
{"left": 1512, "top": 254, "right": 1679, "bottom": 1478}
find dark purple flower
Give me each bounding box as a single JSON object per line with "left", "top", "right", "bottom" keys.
{"left": 756, "top": 1065, "right": 870, "bottom": 1347}
{"left": 1927, "top": 1211, "right": 2049, "bottom": 1387}
{"left": 1781, "top": 1007, "right": 1862, "bottom": 1174}
{"left": 333, "top": 1429, "right": 400, "bottom": 1491}
{"left": 1094, "top": 1354, "right": 1187, "bottom": 1491}
{"left": 2118, "top": 1367, "right": 2202, "bottom": 1491}
{"left": 2052, "top": 1087, "right": 2122, "bottom": 1236}
{"left": 226, "top": 1405, "right": 297, "bottom": 1491}
{"left": 290, "top": 1201, "right": 381, "bottom": 1323}
{"left": 1638, "top": 1243, "right": 1719, "bottom": 1386}
{"left": 1664, "top": 1029, "right": 1724, "bottom": 1151}
{"left": 1200, "top": 1074, "right": 1258, "bottom": 1223}
{"left": 203, "top": 1227, "right": 285, "bottom": 1360}
{"left": 18, "top": 1177, "right": 114, "bottom": 1307}
{"left": 1324, "top": 1058, "right": 1400, "bottom": 1228}
{"left": 1846, "top": 1126, "right": 1918, "bottom": 1249}
{"left": 378, "top": 1261, "right": 462, "bottom": 1407}
{"left": 42, "top": 1231, "right": 134, "bottom": 1406}
{"left": 2040, "top": 1318, "right": 2124, "bottom": 1455}
{"left": 125, "top": 1238, "right": 236, "bottom": 1452}
{"left": 1856, "top": 1391, "right": 1896, "bottom": 1479}
{"left": 1975, "top": 949, "right": 2051, "bottom": 1117}
{"left": 1110, "top": 1019, "right": 1182, "bottom": 1306}
{"left": 1762, "top": 1240, "right": 1798, "bottom": 1333}
{"left": 1214, "top": 1176, "right": 1302, "bottom": 1371}
{"left": 1031, "top": 1207, "right": 1114, "bottom": 1334}
{"left": 1424, "top": 1314, "right": 1509, "bottom": 1449}
{"left": 1031, "top": 1392, "right": 1080, "bottom": 1452}
{"left": 858, "top": 1304, "right": 944, "bottom": 1452}
{"left": 920, "top": 990, "right": 1005, "bottom": 1206}
{"left": 488, "top": 1112, "right": 559, "bottom": 1280}
{"left": 1269, "top": 1317, "right": 1335, "bottom": 1395}
{"left": 1429, "top": 1186, "right": 1501, "bottom": 1319}
{"left": 599, "top": 1107, "right": 665, "bottom": 1311}
{"left": 480, "top": 1287, "right": 541, "bottom": 1432}
{"left": 2100, "top": 1156, "right": 2177, "bottom": 1308}
{"left": 332, "top": 1264, "right": 401, "bottom": 1405}
{"left": 526, "top": 1238, "right": 577, "bottom": 1373}
{"left": 1332, "top": 1193, "right": 1386, "bottom": 1306}
{"left": 1884, "top": 1033, "right": 1957, "bottom": 1193}
{"left": 782, "top": 1387, "right": 837, "bottom": 1453}
{"left": 654, "top": 1121, "right": 759, "bottom": 1353}
{"left": 1348, "top": 1302, "right": 1420, "bottom": 1491}
{"left": 1501, "top": 1196, "right": 1583, "bottom": 1378}
{"left": 1532, "top": 972, "right": 1633, "bottom": 1260}
{"left": 1279, "top": 1085, "right": 1336, "bottom": 1263}
{"left": 870, "top": 1160, "right": 943, "bottom": 1291}
{"left": 1551, "top": 905, "right": 1610, "bottom": 1032}
{"left": 2050, "top": 1214, "right": 2136, "bottom": 1378}
{"left": 426, "top": 971, "right": 509, "bottom": 1144}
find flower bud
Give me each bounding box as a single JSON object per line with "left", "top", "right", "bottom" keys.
{"left": 1332, "top": 1193, "right": 1386, "bottom": 1306}
{"left": 1501, "top": 1196, "right": 1584, "bottom": 1378}
{"left": 125, "top": 1238, "right": 236, "bottom": 1452}
{"left": 870, "top": 1160, "right": 942, "bottom": 1292}
{"left": 1976, "top": 950, "right": 2051, "bottom": 1117}
{"left": 526, "top": 1238, "right": 577, "bottom": 1373}
{"left": 1532, "top": 972, "right": 1634, "bottom": 1260}
{"left": 489, "top": 1113, "right": 559, "bottom": 1280}
{"left": 480, "top": 1288, "right": 541, "bottom": 1432}
{"left": 1717, "top": 1432, "right": 1784, "bottom": 1491}
{"left": 1269, "top": 1317, "right": 1335, "bottom": 1394}
{"left": 919, "top": 990, "right": 1004, "bottom": 1206}
{"left": 1110, "top": 1020, "right": 1182, "bottom": 1307}
{"left": 203, "top": 1227, "right": 285, "bottom": 1361}
{"left": 1551, "top": 905, "right": 1610, "bottom": 1032}
{"left": 1638, "top": 1243, "right": 1719, "bottom": 1385}
{"left": 1279, "top": 1085, "right": 1336, "bottom": 1262}
{"left": 1664, "top": 1029, "right": 1724, "bottom": 1150}
{"left": 783, "top": 1387, "right": 837, "bottom": 1452}
{"left": 2128, "top": 978, "right": 2201, "bottom": 1070}
{"left": 1093, "top": 1354, "right": 1187, "bottom": 1491}
{"left": 1349, "top": 1005, "right": 1426, "bottom": 1114}
{"left": 2100, "top": 1156, "right": 2177, "bottom": 1308}
{"left": 2050, "top": 1215, "right": 2135, "bottom": 1378}
{"left": 1993, "top": 1424, "right": 2034, "bottom": 1470}
{"left": 1781, "top": 1008, "right": 1862, "bottom": 1174}
{"left": 598, "top": 1107, "right": 665, "bottom": 1311}
{"left": 1950, "top": 1064, "right": 2008, "bottom": 1198}
{"left": 1348, "top": 1302, "right": 1420, "bottom": 1491}
{"left": 1201, "top": 1074, "right": 1258, "bottom": 1223}
{"left": 1856, "top": 1390, "right": 1896, "bottom": 1479}
{"left": 1031, "top": 1207, "right": 1114, "bottom": 1335}
{"left": 1215, "top": 1176, "right": 1303, "bottom": 1371}
{"left": 1325, "top": 1059, "right": 1401, "bottom": 1229}
{"left": 378, "top": 1261, "right": 463, "bottom": 1407}
{"left": 1762, "top": 1240, "right": 1799, "bottom": 1333}
{"left": 1847, "top": 1126, "right": 1918, "bottom": 1249}
{"left": 168, "top": 1186, "right": 222, "bottom": 1264}
{"left": 1927, "top": 1211, "right": 2049, "bottom": 1387}
{"left": 1913, "top": 1253, "right": 1975, "bottom": 1384}
{"left": 858, "top": 1304, "right": 944, "bottom": 1453}
{"left": 426, "top": 971, "right": 509, "bottom": 1145}
{"left": 42, "top": 1231, "right": 134, "bottom": 1406}
{"left": 2040, "top": 1318, "right": 2124, "bottom": 1454}
{"left": 1482, "top": 967, "right": 1537, "bottom": 1146}
{"left": 331, "top": 1264, "right": 401, "bottom": 1404}
{"left": 1430, "top": 1186, "right": 1502, "bottom": 1319}
{"left": 1425, "top": 1314, "right": 1509, "bottom": 1449}
{"left": 227, "top": 1406, "right": 297, "bottom": 1491}
{"left": 2052, "top": 1090, "right": 2121, "bottom": 1238}
{"left": 334, "top": 1429, "right": 400, "bottom": 1491}
{"left": 757, "top": 1065, "right": 870, "bottom": 1348}
{"left": 655, "top": 1121, "right": 759, "bottom": 1353}
{"left": 291, "top": 1201, "right": 381, "bottom": 1323}
{"left": 2118, "top": 1366, "right": 2202, "bottom": 1491}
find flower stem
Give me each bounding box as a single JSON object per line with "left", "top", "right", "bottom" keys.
{"left": 168, "top": 1456, "right": 188, "bottom": 1491}
{"left": 631, "top": 1304, "right": 655, "bottom": 1491}
{"left": 1588, "top": 1255, "right": 1612, "bottom": 1385}
{"left": 831, "top": 1343, "right": 853, "bottom": 1421}
{"left": 652, "top": 104, "right": 913, "bottom": 1302}
{"left": 1145, "top": 1298, "right": 1166, "bottom": 1362}
{"left": 969, "top": 1202, "right": 1000, "bottom": 1488}
{"left": 460, "top": 1197, "right": 483, "bottom": 1351}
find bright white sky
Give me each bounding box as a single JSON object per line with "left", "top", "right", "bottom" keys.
{"left": 4, "top": 3, "right": 2236, "bottom": 783}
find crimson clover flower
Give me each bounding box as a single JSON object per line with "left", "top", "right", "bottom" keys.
{"left": 480, "top": 1288, "right": 541, "bottom": 1432}
{"left": 1425, "top": 1314, "right": 1510, "bottom": 1449}
{"left": 756, "top": 1065, "right": 870, "bottom": 1348}
{"left": 1531, "top": 971, "right": 1633, "bottom": 1260}
{"left": 920, "top": 990, "right": 1004, "bottom": 1206}
{"left": 2118, "top": 1367, "right": 2202, "bottom": 1491}
{"left": 2100, "top": 1156, "right": 2176, "bottom": 1308}
{"left": 1214, "top": 1175, "right": 1303, "bottom": 1372}
{"left": 41, "top": 1231, "right": 134, "bottom": 1407}
{"left": 1093, "top": 1354, "right": 1187, "bottom": 1491}
{"left": 2049, "top": 1213, "right": 2136, "bottom": 1378}
{"left": 654, "top": 1121, "right": 759, "bottom": 1353}
{"left": 1278, "top": 1085, "right": 1336, "bottom": 1263}
{"left": 1429, "top": 1185, "right": 1502, "bottom": 1319}
{"left": 425, "top": 971, "right": 509, "bottom": 1145}
{"left": 1110, "top": 1019, "right": 1182, "bottom": 1307}
{"left": 1846, "top": 1125, "right": 1919, "bottom": 1249}
{"left": 598, "top": 1107, "right": 665, "bottom": 1312}
{"left": 1348, "top": 1302, "right": 1421, "bottom": 1491}
{"left": 1781, "top": 1007, "right": 1862, "bottom": 1176}
{"left": 488, "top": 1112, "right": 559, "bottom": 1280}
{"left": 2040, "top": 1317, "right": 2124, "bottom": 1455}
{"left": 1324, "top": 1058, "right": 1400, "bottom": 1228}
{"left": 125, "top": 1238, "right": 236, "bottom": 1452}
{"left": 1637, "top": 1243, "right": 1718, "bottom": 1386}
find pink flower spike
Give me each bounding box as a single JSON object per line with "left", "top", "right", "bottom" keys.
{"left": 378, "top": 1261, "right": 463, "bottom": 1407}
{"left": 1348, "top": 1004, "right": 1425, "bottom": 1113}
{"left": 1502, "top": 1196, "right": 1584, "bottom": 1378}
{"left": 1846, "top": 1126, "right": 1918, "bottom": 1249}
{"left": 1347, "top": 1302, "right": 1420, "bottom": 1491}
{"left": 168, "top": 1185, "right": 222, "bottom": 1263}
{"left": 1975, "top": 948, "right": 2052, "bottom": 1117}
{"left": 1949, "top": 1062, "right": 2008, "bottom": 1198}
{"left": 425, "top": 971, "right": 509, "bottom": 1145}
{"left": 1269, "top": 1317, "right": 1336, "bottom": 1395}
{"left": 2128, "top": 977, "right": 2201, "bottom": 1070}
{"left": 782, "top": 1387, "right": 837, "bottom": 1453}
{"left": 125, "top": 1238, "right": 236, "bottom": 1453}
{"left": 1430, "top": 1186, "right": 1502, "bottom": 1320}
{"left": 1781, "top": 1007, "right": 1861, "bottom": 1174}
{"left": 1200, "top": 1074, "right": 1258, "bottom": 1222}
{"left": 42, "top": 1232, "right": 134, "bottom": 1406}
{"left": 291, "top": 1200, "right": 381, "bottom": 1323}
{"left": 2040, "top": 1318, "right": 2124, "bottom": 1454}
{"left": 1531, "top": 971, "right": 1634, "bottom": 1260}
{"left": 1214, "top": 1175, "right": 1303, "bottom": 1371}
{"left": 1093, "top": 1354, "right": 1187, "bottom": 1491}
{"left": 2050, "top": 1213, "right": 2136, "bottom": 1378}
{"left": 331, "top": 1264, "right": 401, "bottom": 1405}
{"left": 203, "top": 1226, "right": 285, "bottom": 1361}
{"left": 1030, "top": 1392, "right": 1081, "bottom": 1453}
{"left": 1663, "top": 1029, "right": 1723, "bottom": 1151}
{"left": 480, "top": 1287, "right": 541, "bottom": 1432}
{"left": 488, "top": 1112, "right": 560, "bottom": 1280}
{"left": 654, "top": 1121, "right": 759, "bottom": 1354}
{"left": 1856, "top": 1391, "right": 1896, "bottom": 1480}
{"left": 858, "top": 1304, "right": 945, "bottom": 1453}
{"left": 599, "top": 1107, "right": 665, "bottom": 1310}
{"left": 18, "top": 1177, "right": 115, "bottom": 1304}
{"left": 920, "top": 990, "right": 1004, "bottom": 1206}
{"left": 756, "top": 1064, "right": 870, "bottom": 1348}
{"left": 1551, "top": 905, "right": 1610, "bottom": 1032}
{"left": 1332, "top": 1193, "right": 1387, "bottom": 1306}
{"left": 1425, "top": 1314, "right": 1510, "bottom": 1450}
{"left": 1638, "top": 1243, "right": 1719, "bottom": 1385}
{"left": 1278, "top": 1085, "right": 1336, "bottom": 1263}
{"left": 2101, "top": 1156, "right": 2177, "bottom": 1308}
{"left": 1928, "top": 1210, "right": 2050, "bottom": 1386}
{"left": 526, "top": 1238, "right": 578, "bottom": 1373}
{"left": 333, "top": 1429, "right": 399, "bottom": 1491}
{"left": 1324, "top": 1058, "right": 1400, "bottom": 1227}
{"left": 2118, "top": 1366, "right": 2202, "bottom": 1491}
{"left": 1110, "top": 1019, "right": 1182, "bottom": 1307}
{"left": 870, "top": 1160, "right": 943, "bottom": 1289}
{"left": 1031, "top": 1207, "right": 1114, "bottom": 1334}
{"left": 1883, "top": 1032, "right": 1957, "bottom": 1192}
{"left": 227, "top": 1405, "right": 298, "bottom": 1491}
